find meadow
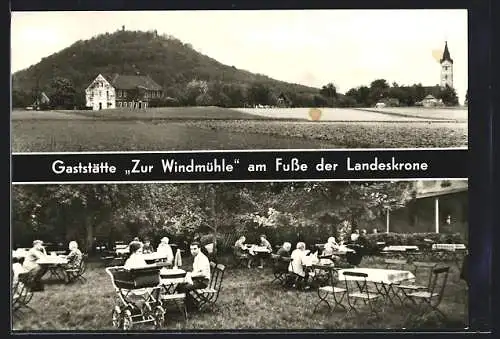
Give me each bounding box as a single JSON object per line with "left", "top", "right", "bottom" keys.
{"left": 12, "top": 255, "right": 468, "bottom": 331}
{"left": 11, "top": 107, "right": 468, "bottom": 152}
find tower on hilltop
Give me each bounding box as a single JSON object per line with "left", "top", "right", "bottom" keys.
{"left": 440, "top": 41, "right": 453, "bottom": 88}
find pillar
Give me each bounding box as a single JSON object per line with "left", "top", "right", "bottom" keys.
{"left": 386, "top": 209, "right": 390, "bottom": 233}
{"left": 435, "top": 197, "right": 440, "bottom": 233}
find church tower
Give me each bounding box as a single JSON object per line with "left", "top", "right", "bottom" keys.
{"left": 440, "top": 41, "right": 453, "bottom": 88}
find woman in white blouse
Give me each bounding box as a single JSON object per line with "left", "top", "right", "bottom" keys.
{"left": 124, "top": 241, "right": 147, "bottom": 269}
{"left": 289, "top": 242, "right": 311, "bottom": 288}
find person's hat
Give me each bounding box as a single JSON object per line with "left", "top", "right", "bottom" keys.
{"left": 33, "top": 240, "right": 44, "bottom": 246}
{"left": 160, "top": 237, "right": 169, "bottom": 243}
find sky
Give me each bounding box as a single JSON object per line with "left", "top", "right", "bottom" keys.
{"left": 11, "top": 10, "right": 468, "bottom": 103}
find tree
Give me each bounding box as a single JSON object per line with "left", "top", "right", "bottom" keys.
{"left": 248, "top": 83, "right": 272, "bottom": 106}
{"left": 345, "top": 86, "right": 371, "bottom": 107}
{"left": 195, "top": 93, "right": 213, "bottom": 106}
{"left": 313, "top": 95, "right": 328, "bottom": 107}
{"left": 465, "top": 89, "right": 468, "bottom": 105}
{"left": 12, "top": 89, "right": 33, "bottom": 108}
{"left": 438, "top": 85, "right": 459, "bottom": 106}
{"left": 48, "top": 77, "right": 77, "bottom": 109}
{"left": 184, "top": 79, "right": 209, "bottom": 106}
{"left": 369, "top": 79, "right": 390, "bottom": 103}
{"left": 319, "top": 83, "right": 338, "bottom": 107}
{"left": 13, "top": 185, "right": 136, "bottom": 252}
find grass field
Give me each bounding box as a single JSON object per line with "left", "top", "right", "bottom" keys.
{"left": 235, "top": 107, "right": 468, "bottom": 122}
{"left": 12, "top": 255, "right": 467, "bottom": 331}
{"left": 11, "top": 107, "right": 468, "bottom": 152}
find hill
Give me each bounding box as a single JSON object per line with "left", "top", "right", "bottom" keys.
{"left": 12, "top": 29, "right": 322, "bottom": 107}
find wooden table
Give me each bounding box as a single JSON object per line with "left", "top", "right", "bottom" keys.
{"left": 158, "top": 268, "right": 188, "bottom": 319}
{"left": 337, "top": 267, "right": 415, "bottom": 306}
{"left": 37, "top": 255, "right": 68, "bottom": 282}
{"left": 143, "top": 252, "right": 169, "bottom": 265}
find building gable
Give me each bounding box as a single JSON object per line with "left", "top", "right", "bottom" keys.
{"left": 86, "top": 74, "right": 114, "bottom": 92}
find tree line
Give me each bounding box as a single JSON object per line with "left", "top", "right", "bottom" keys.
{"left": 12, "top": 182, "right": 414, "bottom": 253}
{"left": 12, "top": 77, "right": 462, "bottom": 110}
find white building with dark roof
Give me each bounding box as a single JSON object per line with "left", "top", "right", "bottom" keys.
{"left": 85, "top": 73, "right": 163, "bottom": 110}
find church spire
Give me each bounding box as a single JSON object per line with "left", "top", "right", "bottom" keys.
{"left": 440, "top": 41, "right": 453, "bottom": 64}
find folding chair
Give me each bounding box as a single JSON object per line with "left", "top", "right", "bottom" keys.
{"left": 395, "top": 262, "right": 437, "bottom": 301}
{"left": 233, "top": 247, "right": 250, "bottom": 268}
{"left": 342, "top": 271, "right": 381, "bottom": 318}
{"left": 271, "top": 254, "right": 291, "bottom": 285}
{"left": 12, "top": 272, "right": 36, "bottom": 319}
{"left": 403, "top": 266, "right": 450, "bottom": 321}
{"left": 65, "top": 254, "right": 88, "bottom": 284}
{"left": 384, "top": 258, "right": 408, "bottom": 270}
{"left": 312, "top": 265, "right": 347, "bottom": 314}
{"left": 192, "top": 262, "right": 225, "bottom": 312}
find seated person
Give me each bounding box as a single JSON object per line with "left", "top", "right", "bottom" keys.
{"left": 234, "top": 236, "right": 248, "bottom": 256}
{"left": 322, "top": 237, "right": 339, "bottom": 256}
{"left": 288, "top": 242, "right": 311, "bottom": 288}
{"left": 65, "top": 241, "right": 83, "bottom": 269}
{"left": 308, "top": 245, "right": 321, "bottom": 264}
{"left": 274, "top": 242, "right": 292, "bottom": 272}
{"left": 277, "top": 242, "right": 292, "bottom": 258}
{"left": 124, "top": 241, "right": 148, "bottom": 269}
{"left": 350, "top": 229, "right": 360, "bottom": 243}
{"left": 13, "top": 257, "right": 27, "bottom": 284}
{"left": 22, "top": 240, "right": 47, "bottom": 291}
{"left": 256, "top": 234, "right": 273, "bottom": 269}
{"left": 157, "top": 237, "right": 174, "bottom": 266}
{"left": 176, "top": 242, "right": 211, "bottom": 310}
{"left": 142, "top": 239, "right": 154, "bottom": 254}
{"left": 357, "top": 229, "right": 369, "bottom": 253}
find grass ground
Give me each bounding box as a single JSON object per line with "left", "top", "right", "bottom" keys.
{"left": 235, "top": 107, "right": 467, "bottom": 122}
{"left": 12, "top": 256, "right": 467, "bottom": 331}
{"left": 11, "top": 107, "right": 467, "bottom": 152}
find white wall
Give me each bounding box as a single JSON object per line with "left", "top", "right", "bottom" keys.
{"left": 85, "top": 75, "right": 116, "bottom": 110}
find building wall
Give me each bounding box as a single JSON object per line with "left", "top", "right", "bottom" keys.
{"left": 440, "top": 60, "right": 453, "bottom": 88}
{"left": 85, "top": 75, "right": 116, "bottom": 110}
{"left": 371, "top": 190, "right": 468, "bottom": 239}
{"left": 115, "top": 89, "right": 162, "bottom": 109}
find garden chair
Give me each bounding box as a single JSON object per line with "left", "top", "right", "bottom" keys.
{"left": 233, "top": 246, "right": 250, "bottom": 268}
{"left": 12, "top": 272, "right": 36, "bottom": 318}
{"left": 191, "top": 262, "right": 225, "bottom": 312}
{"left": 271, "top": 254, "right": 291, "bottom": 285}
{"left": 395, "top": 262, "right": 437, "bottom": 300}
{"left": 401, "top": 266, "right": 450, "bottom": 321}
{"left": 342, "top": 271, "right": 381, "bottom": 318}
{"left": 384, "top": 258, "right": 408, "bottom": 270}
{"left": 312, "top": 265, "right": 347, "bottom": 314}
{"left": 65, "top": 254, "right": 88, "bottom": 284}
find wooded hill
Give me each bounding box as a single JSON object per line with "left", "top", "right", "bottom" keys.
{"left": 12, "top": 29, "right": 323, "bottom": 108}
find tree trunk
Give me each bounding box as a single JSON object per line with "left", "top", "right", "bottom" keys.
{"left": 85, "top": 216, "right": 94, "bottom": 254}
{"left": 210, "top": 187, "right": 218, "bottom": 258}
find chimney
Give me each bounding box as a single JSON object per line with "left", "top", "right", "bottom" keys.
{"left": 122, "top": 25, "right": 125, "bottom": 31}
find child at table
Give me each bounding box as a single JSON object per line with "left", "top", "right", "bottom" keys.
{"left": 65, "top": 241, "right": 83, "bottom": 269}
